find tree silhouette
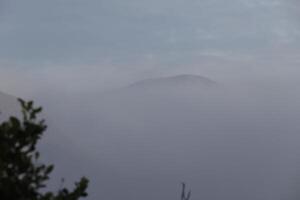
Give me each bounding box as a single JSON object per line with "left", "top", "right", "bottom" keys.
{"left": 181, "top": 182, "right": 191, "bottom": 200}
{"left": 0, "top": 99, "right": 89, "bottom": 200}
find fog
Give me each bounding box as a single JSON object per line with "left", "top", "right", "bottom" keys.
{"left": 1, "top": 64, "right": 300, "bottom": 200}
{"left": 23, "top": 73, "right": 299, "bottom": 200}
{"left": 1, "top": 41, "right": 300, "bottom": 200}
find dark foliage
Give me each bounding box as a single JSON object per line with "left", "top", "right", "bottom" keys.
{"left": 181, "top": 183, "right": 191, "bottom": 200}
{"left": 0, "top": 99, "right": 89, "bottom": 200}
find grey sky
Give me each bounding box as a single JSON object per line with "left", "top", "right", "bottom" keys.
{"left": 1, "top": 0, "right": 300, "bottom": 96}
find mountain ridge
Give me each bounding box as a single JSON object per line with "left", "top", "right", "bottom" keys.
{"left": 128, "top": 74, "right": 216, "bottom": 88}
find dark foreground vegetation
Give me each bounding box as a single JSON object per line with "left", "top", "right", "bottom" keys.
{"left": 0, "top": 99, "right": 88, "bottom": 200}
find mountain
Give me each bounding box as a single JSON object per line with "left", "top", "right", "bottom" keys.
{"left": 127, "top": 74, "right": 217, "bottom": 92}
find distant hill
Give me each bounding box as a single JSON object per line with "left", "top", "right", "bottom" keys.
{"left": 127, "top": 74, "right": 217, "bottom": 91}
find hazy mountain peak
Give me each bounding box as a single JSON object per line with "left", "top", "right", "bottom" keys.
{"left": 128, "top": 74, "right": 217, "bottom": 89}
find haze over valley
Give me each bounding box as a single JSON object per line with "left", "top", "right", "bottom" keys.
{"left": 1, "top": 73, "right": 300, "bottom": 200}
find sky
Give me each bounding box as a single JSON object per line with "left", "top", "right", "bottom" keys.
{"left": 1, "top": 0, "right": 300, "bottom": 97}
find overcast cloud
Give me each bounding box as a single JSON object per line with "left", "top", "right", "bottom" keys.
{"left": 1, "top": 0, "right": 300, "bottom": 96}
